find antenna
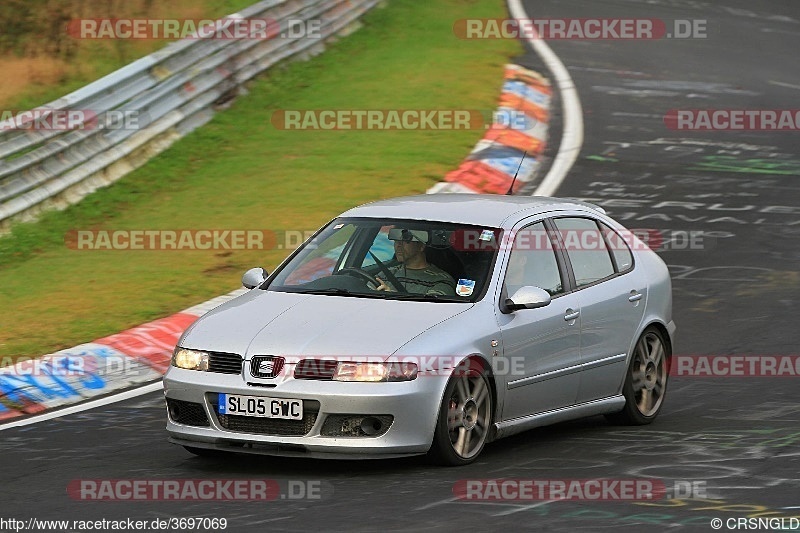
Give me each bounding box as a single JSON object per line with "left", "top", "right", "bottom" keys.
{"left": 505, "top": 151, "right": 527, "bottom": 195}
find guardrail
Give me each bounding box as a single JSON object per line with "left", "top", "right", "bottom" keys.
{"left": 0, "top": 0, "right": 381, "bottom": 232}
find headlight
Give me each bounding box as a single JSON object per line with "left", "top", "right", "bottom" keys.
{"left": 332, "top": 362, "right": 417, "bottom": 382}
{"left": 172, "top": 348, "right": 209, "bottom": 371}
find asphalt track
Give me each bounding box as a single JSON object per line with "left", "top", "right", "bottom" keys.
{"left": 2, "top": 1, "right": 800, "bottom": 531}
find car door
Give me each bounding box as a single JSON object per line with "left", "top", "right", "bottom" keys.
{"left": 497, "top": 220, "right": 582, "bottom": 420}
{"left": 552, "top": 217, "right": 647, "bottom": 403}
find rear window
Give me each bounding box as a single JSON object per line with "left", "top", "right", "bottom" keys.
{"left": 601, "top": 222, "right": 634, "bottom": 273}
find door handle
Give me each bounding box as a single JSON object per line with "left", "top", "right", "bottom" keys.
{"left": 628, "top": 291, "right": 643, "bottom": 302}
{"left": 564, "top": 309, "right": 580, "bottom": 321}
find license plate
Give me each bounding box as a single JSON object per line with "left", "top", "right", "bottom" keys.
{"left": 218, "top": 393, "right": 303, "bottom": 420}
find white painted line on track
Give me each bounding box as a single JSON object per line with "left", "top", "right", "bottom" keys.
{"left": 0, "top": 381, "right": 162, "bottom": 431}
{"left": 507, "top": 0, "right": 584, "bottom": 196}
{"left": 492, "top": 499, "right": 557, "bottom": 516}
{"left": 769, "top": 80, "right": 800, "bottom": 91}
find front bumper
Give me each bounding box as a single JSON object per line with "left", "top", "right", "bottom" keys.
{"left": 163, "top": 366, "right": 446, "bottom": 458}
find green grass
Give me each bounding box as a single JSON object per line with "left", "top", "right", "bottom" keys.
{"left": 2, "top": 0, "right": 261, "bottom": 111}
{"left": 0, "top": 0, "right": 521, "bottom": 360}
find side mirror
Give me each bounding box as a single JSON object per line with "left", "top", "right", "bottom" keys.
{"left": 504, "top": 286, "right": 551, "bottom": 312}
{"left": 242, "top": 267, "right": 268, "bottom": 289}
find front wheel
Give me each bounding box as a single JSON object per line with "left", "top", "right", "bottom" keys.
{"left": 606, "top": 326, "right": 670, "bottom": 425}
{"left": 428, "top": 362, "right": 493, "bottom": 466}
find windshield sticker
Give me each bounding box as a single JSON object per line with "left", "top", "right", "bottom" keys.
{"left": 479, "top": 229, "right": 494, "bottom": 242}
{"left": 333, "top": 223, "right": 344, "bottom": 229}
{"left": 456, "top": 279, "right": 476, "bottom": 297}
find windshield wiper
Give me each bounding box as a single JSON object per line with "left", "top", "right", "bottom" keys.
{"left": 295, "top": 288, "right": 460, "bottom": 301}
{"left": 388, "top": 293, "right": 460, "bottom": 302}
{"left": 301, "top": 288, "right": 353, "bottom": 296}
{"left": 300, "top": 288, "right": 391, "bottom": 300}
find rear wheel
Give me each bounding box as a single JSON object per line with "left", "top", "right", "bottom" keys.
{"left": 606, "top": 327, "right": 670, "bottom": 425}
{"left": 428, "top": 361, "right": 492, "bottom": 466}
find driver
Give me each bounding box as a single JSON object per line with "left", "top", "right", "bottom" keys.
{"left": 375, "top": 228, "right": 456, "bottom": 296}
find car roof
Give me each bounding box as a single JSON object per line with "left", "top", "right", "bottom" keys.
{"left": 339, "top": 194, "right": 606, "bottom": 227}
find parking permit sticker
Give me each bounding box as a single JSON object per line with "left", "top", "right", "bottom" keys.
{"left": 479, "top": 229, "right": 494, "bottom": 241}
{"left": 456, "top": 279, "right": 476, "bottom": 297}
{"left": 333, "top": 224, "right": 344, "bottom": 229}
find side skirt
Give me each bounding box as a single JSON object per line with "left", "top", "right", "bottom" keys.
{"left": 493, "top": 395, "right": 626, "bottom": 440}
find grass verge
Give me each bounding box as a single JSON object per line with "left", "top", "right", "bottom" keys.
{"left": 0, "top": 0, "right": 258, "bottom": 109}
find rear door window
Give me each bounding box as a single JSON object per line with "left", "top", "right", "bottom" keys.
{"left": 554, "top": 217, "right": 615, "bottom": 288}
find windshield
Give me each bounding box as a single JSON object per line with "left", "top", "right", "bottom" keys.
{"left": 265, "top": 217, "right": 502, "bottom": 302}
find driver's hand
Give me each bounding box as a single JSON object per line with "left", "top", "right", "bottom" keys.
{"left": 374, "top": 277, "right": 394, "bottom": 292}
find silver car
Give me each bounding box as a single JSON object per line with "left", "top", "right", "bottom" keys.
{"left": 164, "top": 194, "right": 675, "bottom": 465}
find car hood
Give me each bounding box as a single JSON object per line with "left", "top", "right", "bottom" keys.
{"left": 180, "top": 289, "right": 471, "bottom": 358}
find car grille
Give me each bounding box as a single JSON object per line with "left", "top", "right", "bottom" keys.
{"left": 294, "top": 359, "right": 338, "bottom": 380}
{"left": 208, "top": 351, "right": 243, "bottom": 375}
{"left": 213, "top": 399, "right": 321, "bottom": 437}
{"left": 250, "top": 355, "right": 285, "bottom": 378}
{"left": 166, "top": 399, "right": 210, "bottom": 427}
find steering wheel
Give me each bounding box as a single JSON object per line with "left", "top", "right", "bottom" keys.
{"left": 333, "top": 267, "right": 381, "bottom": 288}
{"left": 368, "top": 252, "right": 408, "bottom": 293}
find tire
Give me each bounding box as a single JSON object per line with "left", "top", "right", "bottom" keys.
{"left": 428, "top": 360, "right": 493, "bottom": 466}
{"left": 606, "top": 326, "right": 670, "bottom": 425}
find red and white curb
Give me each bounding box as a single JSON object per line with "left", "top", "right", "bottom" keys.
{"left": 0, "top": 289, "right": 246, "bottom": 424}
{"left": 428, "top": 64, "right": 551, "bottom": 195}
